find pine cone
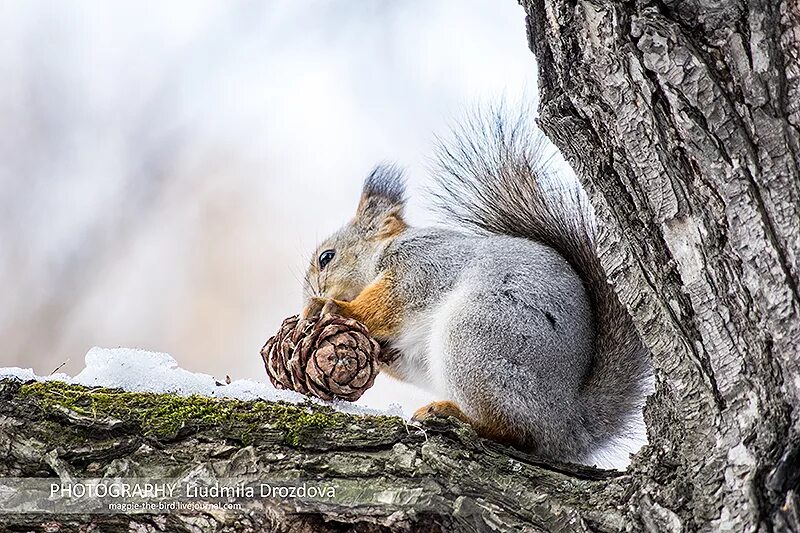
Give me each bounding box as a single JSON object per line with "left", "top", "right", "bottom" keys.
{"left": 261, "top": 314, "right": 380, "bottom": 401}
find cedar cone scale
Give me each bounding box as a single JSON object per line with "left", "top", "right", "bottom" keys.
{"left": 261, "top": 314, "right": 381, "bottom": 401}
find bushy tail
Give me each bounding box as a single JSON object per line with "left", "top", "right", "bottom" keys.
{"left": 429, "top": 104, "right": 651, "bottom": 449}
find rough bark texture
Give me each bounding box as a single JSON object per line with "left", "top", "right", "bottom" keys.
{"left": 523, "top": 0, "right": 800, "bottom": 531}
{"left": 0, "top": 380, "right": 624, "bottom": 532}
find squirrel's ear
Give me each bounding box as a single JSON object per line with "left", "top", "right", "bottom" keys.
{"left": 356, "top": 164, "right": 407, "bottom": 237}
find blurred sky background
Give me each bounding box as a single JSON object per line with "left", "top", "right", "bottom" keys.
{"left": 0, "top": 0, "right": 550, "bottom": 414}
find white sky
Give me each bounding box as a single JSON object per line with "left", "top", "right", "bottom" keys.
{"left": 0, "top": 0, "right": 545, "bottom": 414}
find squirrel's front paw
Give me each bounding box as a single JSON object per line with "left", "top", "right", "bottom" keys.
{"left": 302, "top": 297, "right": 341, "bottom": 319}
{"left": 412, "top": 401, "right": 471, "bottom": 424}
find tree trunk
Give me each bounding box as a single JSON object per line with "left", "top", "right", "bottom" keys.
{"left": 1, "top": 2, "right": 798, "bottom": 532}
{"left": 523, "top": 0, "right": 800, "bottom": 531}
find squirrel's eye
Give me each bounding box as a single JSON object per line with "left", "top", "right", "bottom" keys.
{"left": 318, "top": 249, "right": 335, "bottom": 270}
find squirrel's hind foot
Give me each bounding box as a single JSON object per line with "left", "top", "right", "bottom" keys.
{"left": 413, "top": 400, "right": 528, "bottom": 450}
{"left": 412, "top": 401, "right": 472, "bottom": 425}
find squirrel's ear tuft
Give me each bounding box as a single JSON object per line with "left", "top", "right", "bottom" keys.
{"left": 356, "top": 164, "right": 407, "bottom": 235}
{"left": 361, "top": 164, "right": 406, "bottom": 206}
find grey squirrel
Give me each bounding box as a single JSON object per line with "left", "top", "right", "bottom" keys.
{"left": 302, "top": 108, "right": 651, "bottom": 465}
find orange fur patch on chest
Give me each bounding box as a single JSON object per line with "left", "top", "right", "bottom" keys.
{"left": 337, "top": 273, "right": 402, "bottom": 340}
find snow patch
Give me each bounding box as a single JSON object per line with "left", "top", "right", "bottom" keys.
{"left": 0, "top": 347, "right": 403, "bottom": 418}
{"left": 0, "top": 367, "right": 71, "bottom": 383}
{"left": 727, "top": 442, "right": 755, "bottom": 467}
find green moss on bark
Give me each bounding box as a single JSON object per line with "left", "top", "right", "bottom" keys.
{"left": 17, "top": 381, "right": 403, "bottom": 447}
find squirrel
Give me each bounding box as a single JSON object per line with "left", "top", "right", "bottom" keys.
{"left": 302, "top": 108, "right": 651, "bottom": 465}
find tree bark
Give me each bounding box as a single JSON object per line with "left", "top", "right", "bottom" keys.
{"left": 0, "top": 380, "right": 624, "bottom": 532}
{"left": 523, "top": 0, "right": 800, "bottom": 531}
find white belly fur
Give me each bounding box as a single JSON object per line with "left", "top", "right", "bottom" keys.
{"left": 389, "top": 284, "right": 469, "bottom": 400}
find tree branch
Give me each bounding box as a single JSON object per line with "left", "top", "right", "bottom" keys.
{"left": 0, "top": 380, "right": 627, "bottom": 532}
